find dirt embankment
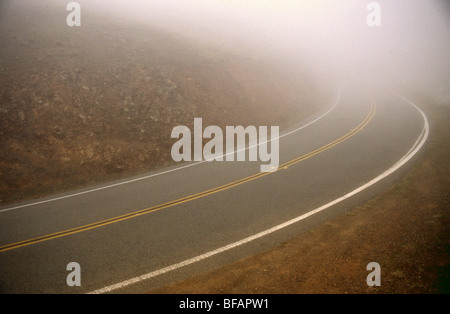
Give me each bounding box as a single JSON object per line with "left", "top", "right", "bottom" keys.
{"left": 149, "top": 98, "right": 449, "bottom": 294}
{"left": 0, "top": 6, "right": 322, "bottom": 205}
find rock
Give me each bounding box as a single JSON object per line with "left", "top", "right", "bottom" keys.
{"left": 52, "top": 127, "right": 66, "bottom": 139}
{"left": 18, "top": 110, "right": 25, "bottom": 121}
{"left": 78, "top": 113, "right": 88, "bottom": 124}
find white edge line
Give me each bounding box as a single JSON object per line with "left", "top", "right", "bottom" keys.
{"left": 88, "top": 94, "right": 429, "bottom": 294}
{"left": 0, "top": 89, "right": 342, "bottom": 213}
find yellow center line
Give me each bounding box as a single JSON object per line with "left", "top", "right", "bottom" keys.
{"left": 0, "top": 98, "right": 376, "bottom": 253}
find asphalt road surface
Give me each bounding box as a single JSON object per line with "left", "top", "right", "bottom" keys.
{"left": 0, "top": 87, "right": 428, "bottom": 293}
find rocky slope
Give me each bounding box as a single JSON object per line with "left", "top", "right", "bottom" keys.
{"left": 0, "top": 5, "right": 322, "bottom": 205}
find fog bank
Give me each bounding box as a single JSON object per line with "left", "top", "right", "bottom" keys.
{"left": 2, "top": 0, "right": 449, "bottom": 101}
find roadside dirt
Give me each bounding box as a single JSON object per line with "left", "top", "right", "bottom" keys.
{"left": 149, "top": 98, "right": 449, "bottom": 294}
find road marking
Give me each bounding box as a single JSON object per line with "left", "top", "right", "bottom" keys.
{"left": 0, "top": 90, "right": 341, "bottom": 213}
{"left": 88, "top": 94, "right": 428, "bottom": 294}
{"left": 0, "top": 92, "right": 370, "bottom": 253}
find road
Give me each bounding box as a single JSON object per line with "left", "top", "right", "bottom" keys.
{"left": 0, "top": 87, "right": 428, "bottom": 293}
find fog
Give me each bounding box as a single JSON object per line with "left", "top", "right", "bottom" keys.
{"left": 0, "top": 0, "right": 448, "bottom": 293}
{"left": 1, "top": 0, "right": 449, "bottom": 100}
{"left": 79, "top": 0, "right": 450, "bottom": 99}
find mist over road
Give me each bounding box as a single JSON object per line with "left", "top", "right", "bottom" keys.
{"left": 0, "top": 0, "right": 447, "bottom": 293}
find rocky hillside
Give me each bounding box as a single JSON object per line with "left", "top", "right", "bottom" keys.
{"left": 0, "top": 4, "right": 323, "bottom": 205}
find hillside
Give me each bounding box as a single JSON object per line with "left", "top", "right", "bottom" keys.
{"left": 0, "top": 4, "right": 322, "bottom": 205}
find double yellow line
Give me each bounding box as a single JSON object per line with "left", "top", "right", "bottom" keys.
{"left": 0, "top": 98, "right": 376, "bottom": 253}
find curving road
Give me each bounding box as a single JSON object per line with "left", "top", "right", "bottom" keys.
{"left": 0, "top": 88, "right": 428, "bottom": 293}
